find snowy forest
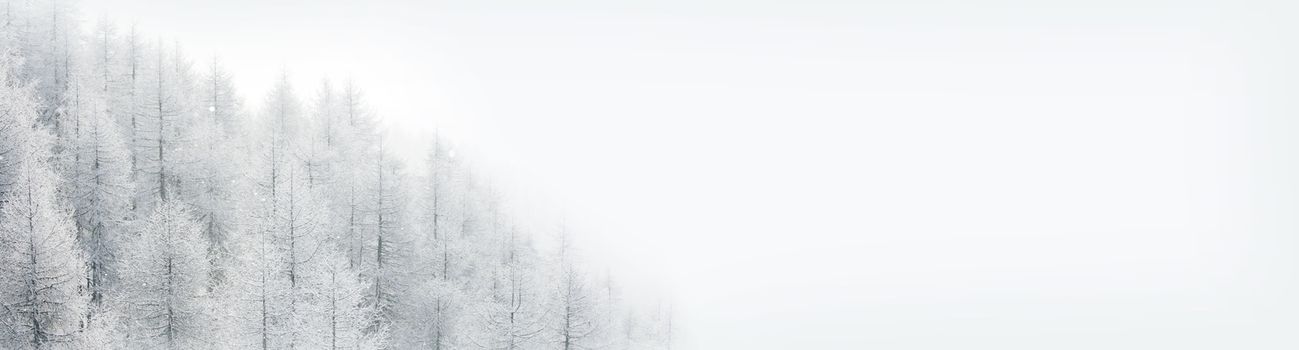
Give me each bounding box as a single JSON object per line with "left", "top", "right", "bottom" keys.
{"left": 0, "top": 1, "right": 672, "bottom": 349}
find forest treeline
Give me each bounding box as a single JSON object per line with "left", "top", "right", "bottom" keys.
{"left": 0, "top": 1, "right": 671, "bottom": 349}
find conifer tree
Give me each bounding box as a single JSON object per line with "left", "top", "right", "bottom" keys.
{"left": 116, "top": 202, "right": 212, "bottom": 349}
{"left": 0, "top": 62, "right": 91, "bottom": 349}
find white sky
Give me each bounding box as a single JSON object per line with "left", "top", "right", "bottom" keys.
{"left": 78, "top": 0, "right": 1299, "bottom": 348}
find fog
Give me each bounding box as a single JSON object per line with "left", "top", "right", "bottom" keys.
{"left": 79, "top": 0, "right": 1299, "bottom": 348}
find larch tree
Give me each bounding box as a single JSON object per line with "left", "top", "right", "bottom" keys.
{"left": 243, "top": 72, "right": 306, "bottom": 349}
{"left": 121, "top": 25, "right": 145, "bottom": 212}
{"left": 331, "top": 79, "right": 377, "bottom": 271}
{"left": 135, "top": 39, "right": 197, "bottom": 212}
{"left": 549, "top": 228, "right": 600, "bottom": 350}
{"left": 183, "top": 57, "right": 244, "bottom": 289}
{"left": 320, "top": 249, "right": 381, "bottom": 350}
{"left": 68, "top": 99, "right": 132, "bottom": 306}
{"left": 0, "top": 67, "right": 40, "bottom": 201}
{"left": 408, "top": 132, "right": 470, "bottom": 349}
{"left": 303, "top": 79, "right": 338, "bottom": 188}
{"left": 0, "top": 62, "right": 91, "bottom": 349}
{"left": 135, "top": 38, "right": 178, "bottom": 208}
{"left": 473, "top": 224, "right": 547, "bottom": 350}
{"left": 115, "top": 202, "right": 213, "bottom": 349}
{"left": 367, "top": 135, "right": 412, "bottom": 333}
{"left": 273, "top": 163, "right": 329, "bottom": 349}
{"left": 225, "top": 199, "right": 288, "bottom": 349}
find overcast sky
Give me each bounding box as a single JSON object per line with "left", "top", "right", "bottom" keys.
{"left": 77, "top": 0, "right": 1299, "bottom": 348}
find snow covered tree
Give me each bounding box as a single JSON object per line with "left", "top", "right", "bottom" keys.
{"left": 329, "top": 79, "right": 378, "bottom": 270}
{"left": 549, "top": 228, "right": 600, "bottom": 350}
{"left": 229, "top": 72, "right": 379, "bottom": 349}
{"left": 272, "top": 164, "right": 328, "bottom": 349}
{"left": 68, "top": 104, "right": 132, "bottom": 305}
{"left": 243, "top": 72, "right": 318, "bottom": 349}
{"left": 321, "top": 250, "right": 382, "bottom": 350}
{"left": 0, "top": 147, "right": 90, "bottom": 349}
{"left": 0, "top": 64, "right": 90, "bottom": 349}
{"left": 596, "top": 271, "right": 630, "bottom": 350}
{"left": 421, "top": 129, "right": 457, "bottom": 258}
{"left": 115, "top": 202, "right": 213, "bottom": 349}
{"left": 404, "top": 132, "right": 473, "bottom": 349}
{"left": 0, "top": 65, "right": 41, "bottom": 201}
{"left": 182, "top": 57, "right": 245, "bottom": 289}
{"left": 303, "top": 79, "right": 338, "bottom": 188}
{"left": 77, "top": 304, "right": 128, "bottom": 349}
{"left": 225, "top": 205, "right": 288, "bottom": 349}
{"left": 120, "top": 26, "right": 146, "bottom": 212}
{"left": 367, "top": 136, "right": 413, "bottom": 332}
{"left": 472, "top": 224, "right": 546, "bottom": 350}
{"left": 135, "top": 39, "right": 197, "bottom": 211}
{"left": 201, "top": 57, "right": 242, "bottom": 139}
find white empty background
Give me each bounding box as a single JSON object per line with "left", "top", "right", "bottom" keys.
{"left": 79, "top": 0, "right": 1299, "bottom": 348}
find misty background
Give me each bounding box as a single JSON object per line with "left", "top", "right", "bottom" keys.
{"left": 79, "top": 0, "right": 1299, "bottom": 348}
